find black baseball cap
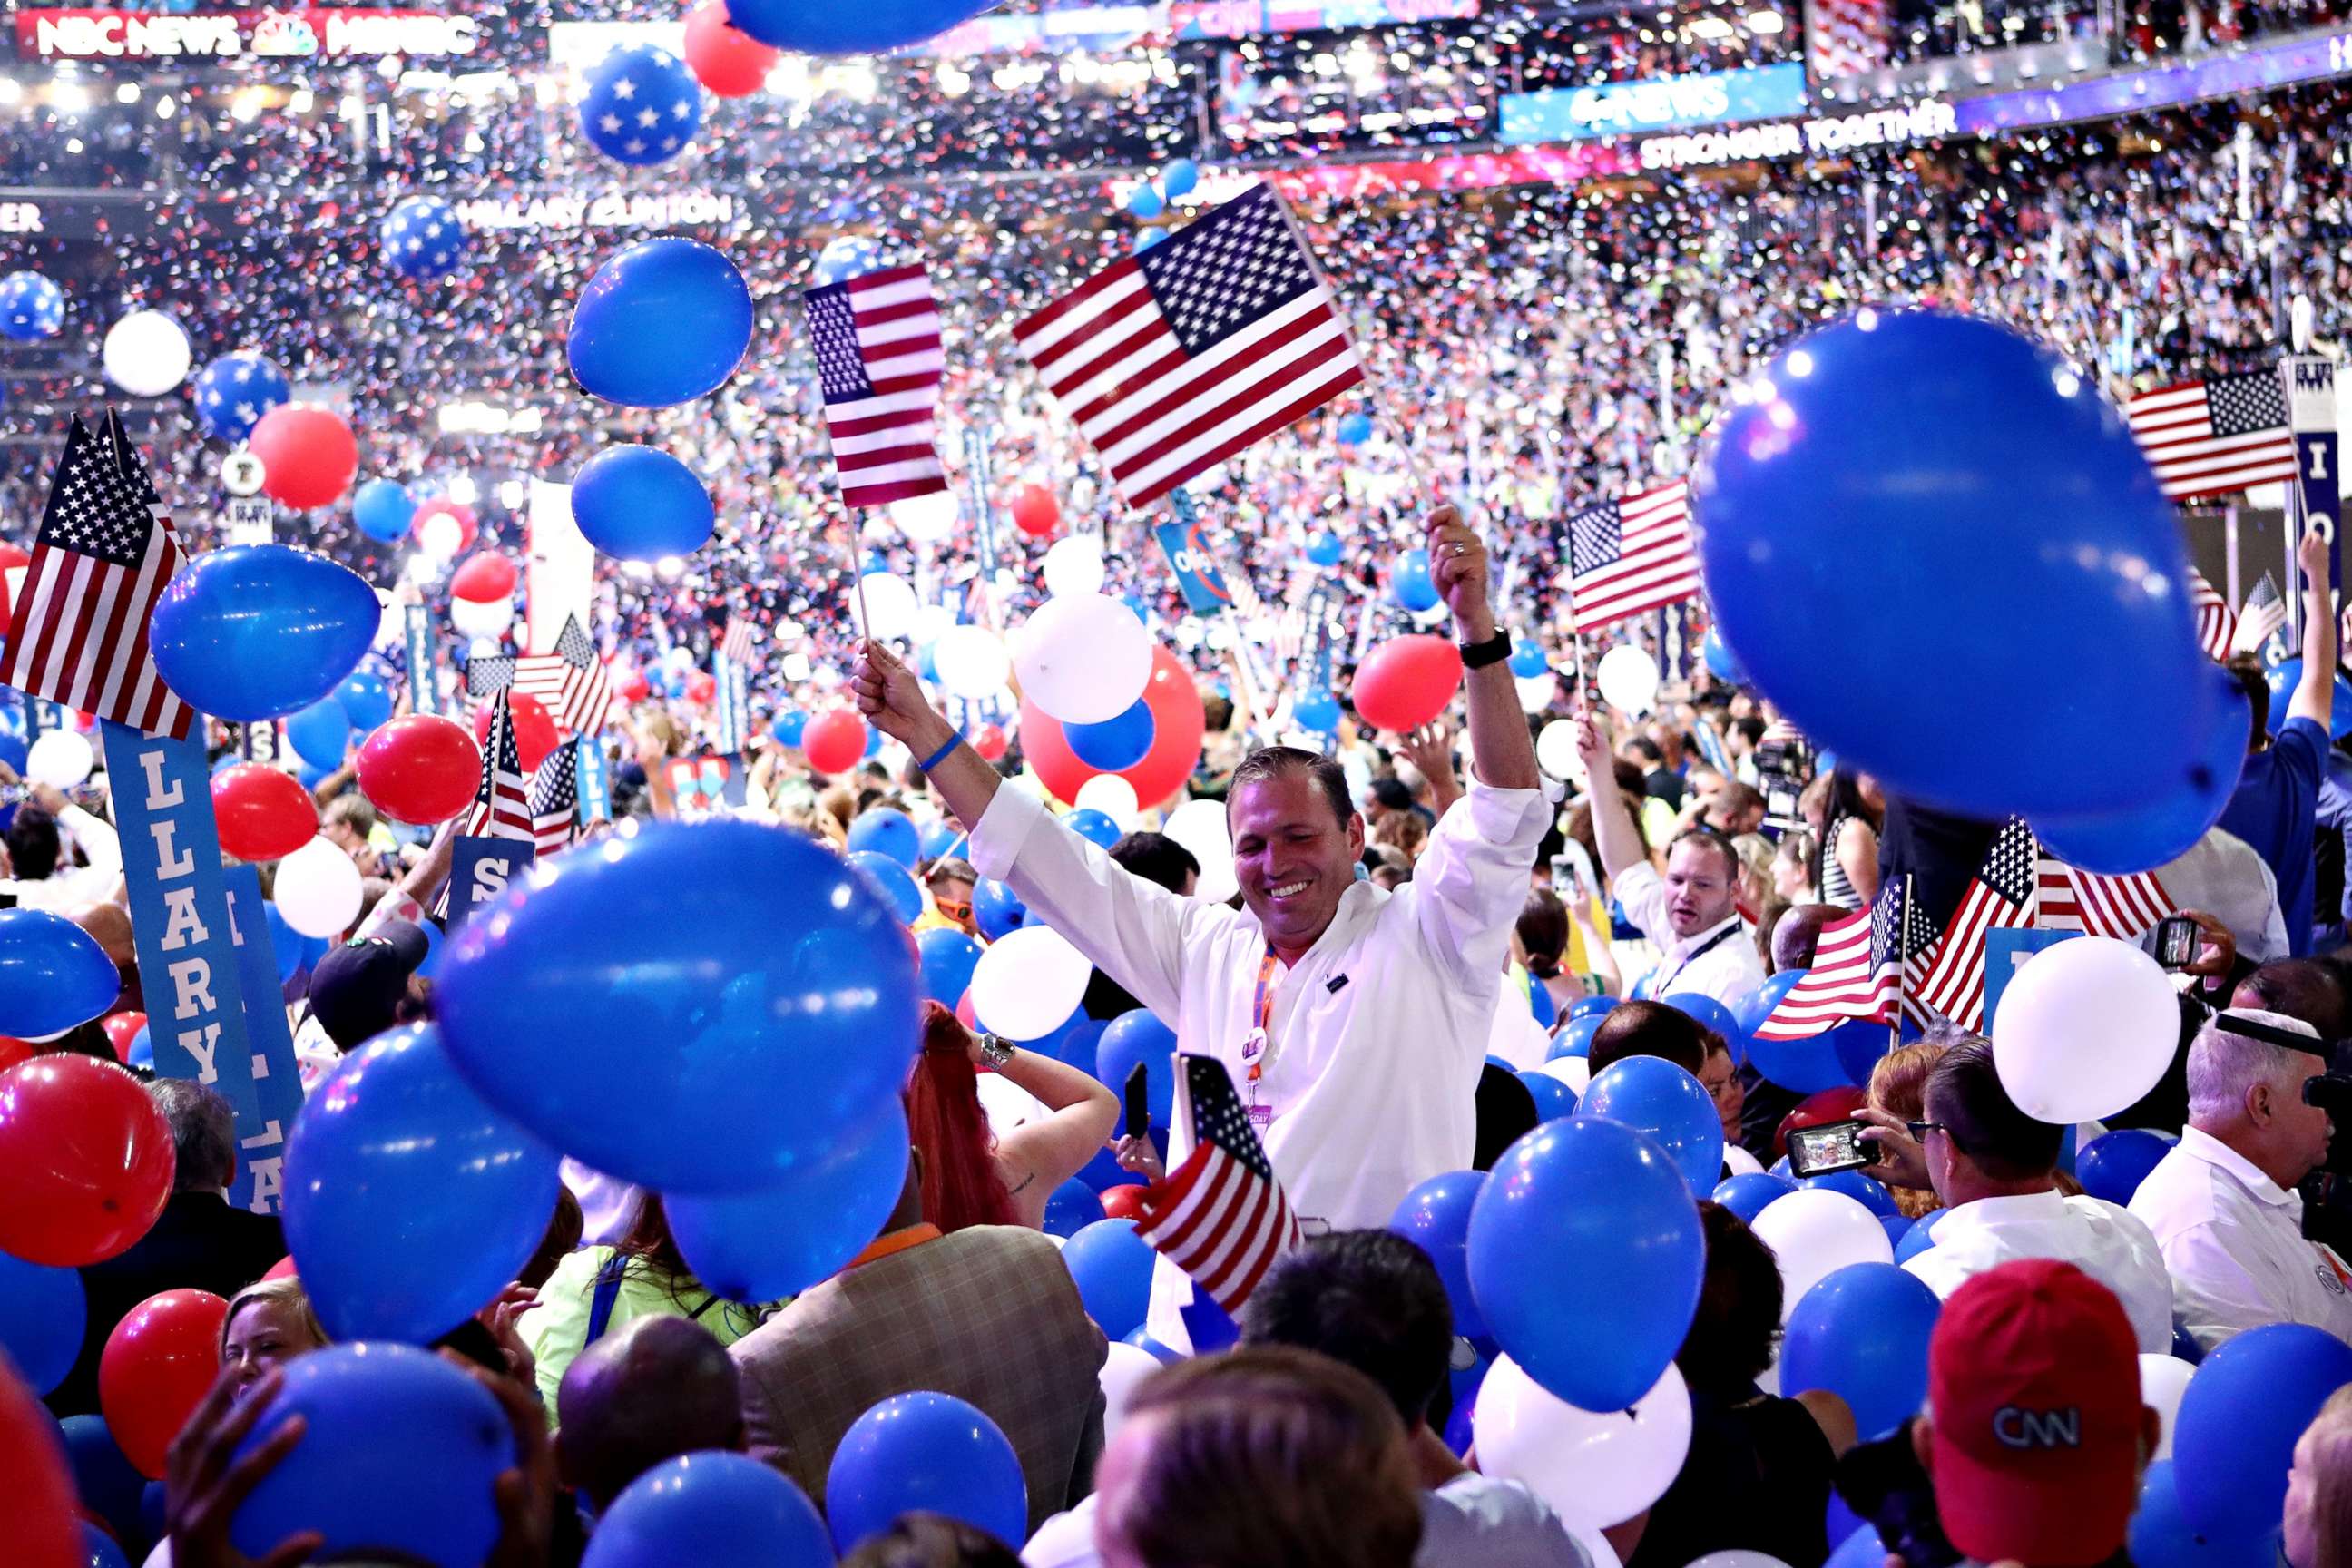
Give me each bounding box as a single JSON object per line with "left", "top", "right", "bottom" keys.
{"left": 308, "top": 921, "right": 430, "bottom": 1050}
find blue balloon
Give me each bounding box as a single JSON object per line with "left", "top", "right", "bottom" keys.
{"left": 1827, "top": 1523, "right": 1888, "bottom": 1568}
{"left": 2133, "top": 1461, "right": 2283, "bottom": 1568}
{"left": 436, "top": 819, "right": 920, "bottom": 1192}
{"left": 80, "top": 1522, "right": 128, "bottom": 1568}
{"left": 846, "top": 850, "right": 924, "bottom": 926}
{"left": 1508, "top": 638, "right": 1549, "bottom": 679}
{"left": 1515, "top": 1070, "right": 1577, "bottom": 1122}
{"left": 2073, "top": 1128, "right": 2176, "bottom": 1207}
{"left": 1392, "top": 548, "right": 1439, "bottom": 612}
{"left": 378, "top": 196, "right": 467, "bottom": 283}
{"left": 149, "top": 544, "right": 379, "bottom": 722}
{"left": 826, "top": 1390, "right": 1026, "bottom": 1554}
{"left": 917, "top": 819, "right": 961, "bottom": 862}
{"left": 1304, "top": 532, "right": 1344, "bottom": 568}
{"left": 847, "top": 806, "right": 921, "bottom": 868}
{"left": 1161, "top": 158, "right": 1200, "bottom": 198}
{"left": 1097, "top": 1011, "right": 1178, "bottom": 1124}
{"left": 266, "top": 900, "right": 303, "bottom": 984}
{"left": 0, "top": 909, "right": 121, "bottom": 1036}
{"left": 1701, "top": 627, "right": 1746, "bottom": 685}
{"left": 0, "top": 1250, "right": 83, "bottom": 1396}
{"left": 773, "top": 709, "right": 808, "bottom": 748}
{"left": 1740, "top": 972, "right": 1856, "bottom": 1093}
{"left": 571, "top": 444, "right": 715, "bottom": 562}
{"left": 1878, "top": 1213, "right": 1914, "bottom": 1250}
{"left": 1527, "top": 976, "right": 1558, "bottom": 1030}
{"left": 1063, "top": 808, "right": 1123, "bottom": 851}
{"left": 2175, "top": 1324, "right": 2352, "bottom": 1542}
{"left": 1894, "top": 1204, "right": 1949, "bottom": 1263}
{"left": 1568, "top": 995, "right": 1619, "bottom": 1021}
{"left": 336, "top": 670, "right": 394, "bottom": 732}
{"left": 1700, "top": 311, "right": 2210, "bottom": 820}
{"left": 568, "top": 237, "right": 751, "bottom": 409}
{"left": 1337, "top": 410, "right": 1375, "bottom": 446}
{"left": 1466, "top": 1117, "right": 1704, "bottom": 1412}
{"left": 1061, "top": 1219, "right": 1155, "bottom": 1340}
{"left": 1073, "top": 1144, "right": 1131, "bottom": 1194}
{"left": 230, "top": 1342, "right": 514, "bottom": 1567}
{"left": 592, "top": 1451, "right": 830, "bottom": 1568}
{"left": 352, "top": 478, "right": 415, "bottom": 544}
{"left": 1661, "top": 992, "right": 1740, "bottom": 1043}
{"left": 191, "top": 352, "right": 291, "bottom": 444}
{"left": 580, "top": 44, "right": 702, "bottom": 166}
{"left": 1828, "top": 1014, "right": 1896, "bottom": 1088}
{"left": 285, "top": 696, "right": 351, "bottom": 771}
{"left": 1712, "top": 1170, "right": 1797, "bottom": 1223}
{"left": 1390, "top": 1171, "right": 1489, "bottom": 1339}
{"left": 2262, "top": 658, "right": 2352, "bottom": 740}
{"left": 1801, "top": 1168, "right": 1899, "bottom": 1219}
{"left": 667, "top": 1105, "right": 911, "bottom": 1302}
{"left": 62, "top": 1416, "right": 143, "bottom": 1544}
{"left": 1043, "top": 1177, "right": 1103, "bottom": 1239}
{"left": 1293, "top": 691, "right": 1341, "bottom": 734}
{"left": 1032, "top": 1010, "right": 1103, "bottom": 1071}
{"left": 0, "top": 270, "right": 65, "bottom": 340}
{"left": 916, "top": 928, "right": 984, "bottom": 1006}
{"left": 1780, "top": 1262, "right": 1941, "bottom": 1440}
{"left": 1067, "top": 701, "right": 1155, "bottom": 771}
{"left": 127, "top": 1024, "right": 152, "bottom": 1070}
{"left": 285, "top": 1024, "right": 562, "bottom": 1344}
{"left": 812, "top": 235, "right": 887, "bottom": 288}
{"left": 0, "top": 710, "right": 24, "bottom": 775}
{"left": 1127, "top": 184, "right": 1165, "bottom": 220}
{"left": 1547, "top": 1014, "right": 1603, "bottom": 1061}
{"left": 2034, "top": 672, "right": 2251, "bottom": 874}
{"left": 975, "top": 878, "right": 1025, "bottom": 941}
{"left": 1580, "top": 1056, "right": 1725, "bottom": 1198}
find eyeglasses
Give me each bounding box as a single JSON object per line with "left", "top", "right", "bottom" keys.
{"left": 1906, "top": 1120, "right": 1948, "bottom": 1143}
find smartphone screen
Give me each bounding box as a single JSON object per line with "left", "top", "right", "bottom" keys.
{"left": 1123, "top": 1063, "right": 1150, "bottom": 1140}
{"left": 1788, "top": 1119, "right": 1879, "bottom": 1179}
{"left": 2153, "top": 915, "right": 2198, "bottom": 970}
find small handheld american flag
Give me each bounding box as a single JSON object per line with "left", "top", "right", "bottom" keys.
{"left": 1910, "top": 818, "right": 2040, "bottom": 1032}
{"left": 472, "top": 612, "right": 612, "bottom": 740}
{"left": 2126, "top": 370, "right": 2299, "bottom": 503}
{"left": 1133, "top": 1054, "right": 1302, "bottom": 1318}
{"left": 803, "top": 264, "right": 949, "bottom": 510}
{"left": 1750, "top": 878, "right": 1935, "bottom": 1042}
{"left": 528, "top": 741, "right": 580, "bottom": 855}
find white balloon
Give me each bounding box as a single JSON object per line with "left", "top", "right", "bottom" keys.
{"left": 1014, "top": 593, "right": 1152, "bottom": 725}
{"left": 1749, "top": 1190, "right": 1895, "bottom": 1321}
{"left": 853, "top": 573, "right": 922, "bottom": 642}
{"left": 909, "top": 605, "right": 957, "bottom": 650}
{"left": 418, "top": 510, "right": 466, "bottom": 562}
{"left": 2139, "top": 1353, "right": 2195, "bottom": 1462}
{"left": 275, "top": 837, "right": 364, "bottom": 939}
{"left": 934, "top": 625, "right": 1013, "bottom": 701}
{"left": 1164, "top": 798, "right": 1235, "bottom": 901}
{"left": 1688, "top": 1554, "right": 1795, "bottom": 1568}
{"left": 103, "top": 309, "right": 191, "bottom": 397}
{"left": 1535, "top": 720, "right": 1582, "bottom": 781}
{"left": 1098, "top": 1342, "right": 1164, "bottom": 1445}
{"left": 1721, "top": 1142, "right": 1764, "bottom": 1177}
{"left": 889, "top": 490, "right": 959, "bottom": 544}
{"left": 25, "top": 729, "right": 94, "bottom": 790}
{"left": 1535, "top": 1054, "right": 1591, "bottom": 1097}
{"left": 969, "top": 925, "right": 1093, "bottom": 1040}
{"left": 450, "top": 595, "right": 513, "bottom": 642}
{"left": 468, "top": 636, "right": 502, "bottom": 660}
{"left": 1473, "top": 1356, "right": 1692, "bottom": 1531}
{"left": 1516, "top": 671, "right": 1558, "bottom": 714}
{"left": 1074, "top": 773, "right": 1140, "bottom": 828}
{"left": 1595, "top": 645, "right": 1660, "bottom": 715}
{"left": 1041, "top": 535, "right": 1107, "bottom": 599}
{"left": 1993, "top": 936, "right": 2180, "bottom": 1123}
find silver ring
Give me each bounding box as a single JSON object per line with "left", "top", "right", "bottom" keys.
{"left": 1453, "top": 543, "right": 1467, "bottom": 557}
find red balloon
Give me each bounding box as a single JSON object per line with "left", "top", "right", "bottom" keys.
{"left": 803, "top": 710, "right": 868, "bottom": 775}
{"left": 473, "top": 692, "right": 559, "bottom": 773}
{"left": 356, "top": 715, "right": 483, "bottom": 825}
{"left": 683, "top": 0, "right": 778, "bottom": 95}
{"left": 262, "top": 1255, "right": 297, "bottom": 1281}
{"left": 0, "top": 1354, "right": 79, "bottom": 1568}
{"left": 211, "top": 764, "right": 319, "bottom": 862}
{"left": 0, "top": 1037, "right": 32, "bottom": 1073}
{"left": 0, "top": 1056, "right": 174, "bottom": 1266}
{"left": 448, "top": 553, "right": 519, "bottom": 603}
{"left": 100, "top": 1013, "right": 147, "bottom": 1063}
{"left": 1773, "top": 1085, "right": 1871, "bottom": 1161}
{"left": 247, "top": 406, "right": 358, "bottom": 511}
{"left": 1101, "top": 1184, "right": 1149, "bottom": 1221}
{"left": 614, "top": 664, "right": 650, "bottom": 704}
{"left": 973, "top": 723, "right": 1008, "bottom": 762}
{"left": 685, "top": 669, "right": 718, "bottom": 706}
{"left": 1352, "top": 635, "right": 1464, "bottom": 734}
{"left": 1010, "top": 484, "right": 1060, "bottom": 538}
{"left": 0, "top": 541, "right": 30, "bottom": 571}
{"left": 100, "top": 1289, "right": 227, "bottom": 1479}
{"left": 1024, "top": 644, "right": 1204, "bottom": 810}
{"left": 413, "top": 498, "right": 479, "bottom": 553}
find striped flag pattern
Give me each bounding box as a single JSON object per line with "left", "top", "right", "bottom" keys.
{"left": 514, "top": 614, "right": 612, "bottom": 739}
{"left": 1134, "top": 1054, "right": 1302, "bottom": 1318}
{"left": 2186, "top": 566, "right": 2236, "bottom": 662}
{"left": 1910, "top": 818, "right": 2040, "bottom": 1033}
{"left": 720, "top": 615, "right": 757, "bottom": 669}
{"left": 1752, "top": 879, "right": 1917, "bottom": 1041}
{"left": 528, "top": 742, "right": 579, "bottom": 855}
{"left": 804, "top": 264, "right": 949, "bottom": 509}
{"left": 2241, "top": 573, "right": 2287, "bottom": 655}
{"left": 2127, "top": 371, "right": 2299, "bottom": 502}
{"left": 458, "top": 690, "right": 534, "bottom": 842}
{"left": 1015, "top": 183, "right": 1364, "bottom": 510}
{"left": 1566, "top": 480, "right": 1700, "bottom": 635}
{"left": 2036, "top": 857, "right": 2175, "bottom": 940}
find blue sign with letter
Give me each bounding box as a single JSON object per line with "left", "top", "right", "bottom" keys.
{"left": 1501, "top": 62, "right": 1808, "bottom": 143}
{"left": 220, "top": 863, "right": 305, "bottom": 1214}
{"left": 404, "top": 602, "right": 438, "bottom": 716}
{"left": 1155, "top": 494, "right": 1234, "bottom": 614}
{"left": 575, "top": 734, "right": 610, "bottom": 824}
{"left": 1983, "top": 927, "right": 2080, "bottom": 1030}
{"left": 449, "top": 835, "right": 534, "bottom": 931}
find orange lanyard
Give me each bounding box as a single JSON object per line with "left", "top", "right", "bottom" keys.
{"left": 1246, "top": 949, "right": 1279, "bottom": 1084}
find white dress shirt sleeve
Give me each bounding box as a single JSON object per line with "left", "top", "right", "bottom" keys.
{"left": 1408, "top": 780, "right": 1553, "bottom": 990}
{"left": 2161, "top": 1220, "right": 2288, "bottom": 1352}
{"left": 60, "top": 802, "right": 122, "bottom": 876}
{"left": 1612, "top": 858, "right": 1671, "bottom": 947}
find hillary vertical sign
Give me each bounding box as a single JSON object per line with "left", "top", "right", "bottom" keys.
{"left": 574, "top": 733, "right": 609, "bottom": 824}
{"left": 2286, "top": 357, "right": 2341, "bottom": 589}
{"left": 220, "top": 863, "right": 305, "bottom": 1214}
{"left": 404, "top": 602, "right": 439, "bottom": 715}
{"left": 98, "top": 720, "right": 264, "bottom": 1208}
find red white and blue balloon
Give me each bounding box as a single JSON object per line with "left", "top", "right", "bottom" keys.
{"left": 0, "top": 271, "right": 64, "bottom": 341}
{"left": 580, "top": 44, "right": 702, "bottom": 167}
{"left": 192, "top": 352, "right": 292, "bottom": 445}
{"left": 812, "top": 235, "right": 887, "bottom": 287}
{"left": 379, "top": 196, "right": 468, "bottom": 282}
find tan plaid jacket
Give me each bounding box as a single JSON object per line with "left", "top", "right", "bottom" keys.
{"left": 730, "top": 1224, "right": 1110, "bottom": 1534}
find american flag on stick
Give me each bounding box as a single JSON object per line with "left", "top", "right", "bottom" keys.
{"left": 434, "top": 689, "right": 534, "bottom": 919}
{"left": 720, "top": 615, "right": 757, "bottom": 669}
{"left": 2240, "top": 573, "right": 2287, "bottom": 656}
{"left": 528, "top": 741, "right": 579, "bottom": 855}
{"left": 0, "top": 413, "right": 193, "bottom": 739}
{"left": 2186, "top": 566, "right": 2236, "bottom": 663}
{"left": 2036, "top": 855, "right": 2175, "bottom": 940}
{"left": 1565, "top": 480, "right": 1700, "bottom": 635}
{"left": 475, "top": 613, "right": 612, "bottom": 739}
{"left": 1134, "top": 1054, "right": 1302, "bottom": 1318}
{"left": 1014, "top": 183, "right": 1365, "bottom": 510}
{"left": 2126, "top": 371, "right": 2299, "bottom": 503}
{"left": 1751, "top": 878, "right": 1937, "bottom": 1041}
{"left": 1910, "top": 818, "right": 2040, "bottom": 1033}
{"left": 803, "top": 264, "right": 949, "bottom": 509}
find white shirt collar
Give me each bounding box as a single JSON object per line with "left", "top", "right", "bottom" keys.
{"left": 1944, "top": 1188, "right": 2071, "bottom": 1229}
{"left": 2178, "top": 1124, "right": 2297, "bottom": 1208}
{"left": 1669, "top": 913, "right": 1744, "bottom": 962}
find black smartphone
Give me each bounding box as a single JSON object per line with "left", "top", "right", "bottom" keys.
{"left": 2151, "top": 913, "right": 2200, "bottom": 970}
{"left": 1124, "top": 1063, "right": 1150, "bottom": 1140}
{"left": 1788, "top": 1118, "right": 1882, "bottom": 1179}
{"left": 1838, "top": 1424, "right": 1962, "bottom": 1568}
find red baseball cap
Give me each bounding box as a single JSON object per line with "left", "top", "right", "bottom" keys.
{"left": 1926, "top": 1259, "right": 2146, "bottom": 1568}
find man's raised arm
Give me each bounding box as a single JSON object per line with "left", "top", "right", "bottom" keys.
{"left": 1426, "top": 504, "right": 1541, "bottom": 792}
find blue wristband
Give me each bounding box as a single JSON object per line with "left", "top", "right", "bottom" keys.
{"left": 918, "top": 734, "right": 962, "bottom": 772}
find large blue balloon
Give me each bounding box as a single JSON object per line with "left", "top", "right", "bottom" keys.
{"left": 2174, "top": 1324, "right": 2352, "bottom": 1541}
{"left": 772, "top": 709, "right": 808, "bottom": 748}
{"left": 1699, "top": 311, "right": 2209, "bottom": 819}
{"left": 1894, "top": 1204, "right": 1949, "bottom": 1263}
{"left": 847, "top": 850, "right": 923, "bottom": 926}
{"left": 1043, "top": 1177, "right": 1102, "bottom": 1239}
{"left": 1061, "top": 1219, "right": 1155, "bottom": 1340}
{"left": 1034, "top": 1011, "right": 1105, "bottom": 1072}
{"left": 668, "top": 1104, "right": 911, "bottom": 1302}
{"left": 589, "top": 1451, "right": 832, "bottom": 1568}
{"left": 2132, "top": 1461, "right": 2283, "bottom": 1568}
{"left": 826, "top": 1391, "right": 1026, "bottom": 1553}
{"left": 1803, "top": 1167, "right": 1900, "bottom": 1219}
{"left": 2034, "top": 672, "right": 2252, "bottom": 874}
{"left": 1517, "top": 1070, "right": 1576, "bottom": 1122}
{"left": 723, "top": 0, "right": 993, "bottom": 53}
{"left": 1392, "top": 549, "right": 1439, "bottom": 612}
{"left": 2261, "top": 658, "right": 2352, "bottom": 739}
{"left": 1712, "top": 1170, "right": 1796, "bottom": 1224}
{"left": 917, "top": 819, "right": 962, "bottom": 862}
{"left": 149, "top": 544, "right": 379, "bottom": 722}
{"left": 436, "top": 819, "right": 920, "bottom": 1192}
{"left": 61, "top": 1416, "right": 143, "bottom": 1544}
{"left": 571, "top": 445, "right": 715, "bottom": 562}
{"left": 1547, "top": 1014, "right": 1603, "bottom": 1061}
{"left": 1828, "top": 1014, "right": 1896, "bottom": 1088}
{"left": 285, "top": 696, "right": 351, "bottom": 771}
{"left": 975, "top": 877, "right": 1026, "bottom": 941}
{"left": 335, "top": 670, "right": 394, "bottom": 732}
{"left": 1305, "top": 532, "right": 1344, "bottom": 567}
{"left": 1067, "top": 701, "right": 1155, "bottom": 771}
{"left": 1779, "top": 1261, "right": 1941, "bottom": 1441}
{"left": 230, "top": 1342, "right": 514, "bottom": 1567}
{"left": 2075, "top": 1128, "right": 2176, "bottom": 1207}
{"left": 1466, "top": 1117, "right": 1704, "bottom": 1411}
{"left": 1126, "top": 184, "right": 1166, "bottom": 220}
{"left": 1063, "top": 808, "right": 1123, "bottom": 851}
{"left": 568, "top": 237, "right": 752, "bottom": 408}
{"left": 1161, "top": 158, "right": 1200, "bottom": 197}
{"left": 0, "top": 908, "right": 122, "bottom": 1036}
{"left": 1097, "top": 1011, "right": 1178, "bottom": 1123}
{"left": 1390, "top": 1171, "right": 1488, "bottom": 1340}
{"left": 1827, "top": 1523, "right": 1889, "bottom": 1568}
{"left": 916, "top": 929, "right": 984, "bottom": 1007}
{"left": 1579, "top": 1055, "right": 1725, "bottom": 1198}
{"left": 0, "top": 1250, "right": 83, "bottom": 1396}
{"left": 580, "top": 44, "right": 702, "bottom": 166}
{"left": 81, "top": 1521, "right": 128, "bottom": 1568}
{"left": 0, "top": 270, "right": 65, "bottom": 341}
{"left": 378, "top": 196, "right": 467, "bottom": 283}
{"left": 352, "top": 478, "right": 416, "bottom": 544}
{"left": 192, "top": 352, "right": 291, "bottom": 444}
{"left": 847, "top": 807, "right": 921, "bottom": 868}
{"left": 1527, "top": 976, "right": 1558, "bottom": 1030}
{"left": 284, "top": 1024, "right": 563, "bottom": 1344}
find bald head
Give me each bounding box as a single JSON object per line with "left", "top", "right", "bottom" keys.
{"left": 1769, "top": 904, "right": 1844, "bottom": 975}
{"left": 70, "top": 901, "right": 135, "bottom": 969}
{"left": 2232, "top": 959, "right": 2351, "bottom": 1043}
{"left": 555, "top": 1314, "right": 744, "bottom": 1511}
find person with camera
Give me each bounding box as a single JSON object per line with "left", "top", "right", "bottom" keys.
{"left": 2127, "top": 1008, "right": 2352, "bottom": 1350}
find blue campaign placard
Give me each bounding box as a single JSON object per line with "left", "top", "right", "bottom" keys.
{"left": 220, "top": 862, "right": 306, "bottom": 1214}
{"left": 449, "top": 835, "right": 535, "bottom": 931}
{"left": 1984, "top": 927, "right": 2080, "bottom": 1029}
{"left": 1154, "top": 515, "right": 1234, "bottom": 614}
{"left": 575, "top": 733, "right": 610, "bottom": 824}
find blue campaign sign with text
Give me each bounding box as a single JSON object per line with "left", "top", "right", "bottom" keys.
{"left": 220, "top": 862, "right": 305, "bottom": 1214}
{"left": 449, "top": 835, "right": 535, "bottom": 931}
{"left": 1501, "top": 62, "right": 1808, "bottom": 143}
{"left": 575, "top": 734, "right": 610, "bottom": 823}
{"left": 1983, "top": 927, "right": 2080, "bottom": 1030}
{"left": 1154, "top": 517, "right": 1234, "bottom": 614}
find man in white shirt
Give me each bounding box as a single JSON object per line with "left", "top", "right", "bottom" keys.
{"left": 855, "top": 505, "right": 1546, "bottom": 1336}
{"left": 1571, "top": 715, "right": 1762, "bottom": 1006}
{"left": 1864, "top": 1037, "right": 2175, "bottom": 1351}
{"left": 2129, "top": 1008, "right": 2352, "bottom": 1349}
{"left": 2, "top": 780, "right": 122, "bottom": 912}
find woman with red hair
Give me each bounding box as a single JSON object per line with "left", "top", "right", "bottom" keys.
{"left": 907, "top": 1000, "right": 1122, "bottom": 1232}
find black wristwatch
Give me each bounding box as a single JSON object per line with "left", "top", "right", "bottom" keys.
{"left": 1459, "top": 631, "right": 1512, "bottom": 670}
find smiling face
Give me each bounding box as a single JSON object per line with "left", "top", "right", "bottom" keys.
{"left": 1229, "top": 768, "right": 1365, "bottom": 961}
